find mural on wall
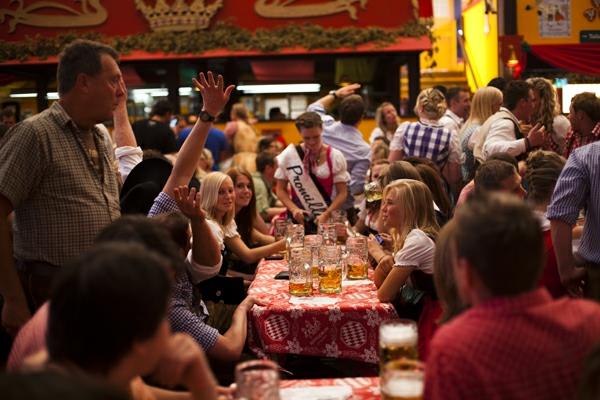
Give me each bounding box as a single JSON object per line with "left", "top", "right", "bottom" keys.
{"left": 254, "top": 0, "right": 368, "bottom": 20}
{"left": 537, "top": 0, "right": 571, "bottom": 37}
{"left": 0, "top": 0, "right": 107, "bottom": 33}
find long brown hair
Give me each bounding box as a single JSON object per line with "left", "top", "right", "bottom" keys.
{"left": 226, "top": 167, "right": 257, "bottom": 244}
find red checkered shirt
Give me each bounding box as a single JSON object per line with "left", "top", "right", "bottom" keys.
{"left": 563, "top": 121, "right": 600, "bottom": 158}
{"left": 424, "top": 288, "right": 600, "bottom": 400}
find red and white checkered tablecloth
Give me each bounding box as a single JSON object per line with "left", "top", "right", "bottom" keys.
{"left": 280, "top": 377, "right": 380, "bottom": 400}
{"left": 247, "top": 260, "right": 398, "bottom": 364}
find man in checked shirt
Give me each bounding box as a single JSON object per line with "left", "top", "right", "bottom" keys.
{"left": 0, "top": 40, "right": 125, "bottom": 335}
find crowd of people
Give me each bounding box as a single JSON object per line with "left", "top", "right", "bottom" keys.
{"left": 1, "top": 39, "right": 600, "bottom": 399}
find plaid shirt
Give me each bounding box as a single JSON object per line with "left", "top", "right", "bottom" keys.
{"left": 0, "top": 102, "right": 120, "bottom": 266}
{"left": 391, "top": 120, "right": 461, "bottom": 169}
{"left": 563, "top": 122, "right": 600, "bottom": 159}
{"left": 425, "top": 288, "right": 600, "bottom": 400}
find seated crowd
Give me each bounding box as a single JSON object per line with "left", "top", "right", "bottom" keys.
{"left": 1, "top": 39, "right": 600, "bottom": 400}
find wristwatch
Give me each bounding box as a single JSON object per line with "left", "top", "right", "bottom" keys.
{"left": 328, "top": 90, "right": 338, "bottom": 99}
{"left": 199, "top": 110, "right": 215, "bottom": 123}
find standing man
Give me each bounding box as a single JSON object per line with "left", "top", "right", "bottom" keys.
{"left": 439, "top": 87, "right": 470, "bottom": 137}
{"left": 547, "top": 140, "right": 600, "bottom": 297}
{"left": 1, "top": 108, "right": 17, "bottom": 128}
{"left": 307, "top": 84, "right": 370, "bottom": 222}
{"left": 563, "top": 92, "right": 600, "bottom": 158}
{"left": 474, "top": 80, "right": 545, "bottom": 162}
{"left": 132, "top": 99, "right": 177, "bottom": 154}
{"left": 0, "top": 40, "right": 124, "bottom": 334}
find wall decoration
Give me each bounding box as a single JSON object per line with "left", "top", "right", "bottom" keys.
{"left": 537, "top": 0, "right": 571, "bottom": 38}
{"left": 0, "top": 0, "right": 107, "bottom": 33}
{"left": 254, "top": 0, "right": 367, "bottom": 20}
{"left": 135, "top": 0, "right": 223, "bottom": 32}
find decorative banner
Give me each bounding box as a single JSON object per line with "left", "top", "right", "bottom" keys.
{"left": 0, "top": 0, "right": 107, "bottom": 33}
{"left": 0, "top": 0, "right": 425, "bottom": 41}
{"left": 538, "top": 0, "right": 571, "bottom": 38}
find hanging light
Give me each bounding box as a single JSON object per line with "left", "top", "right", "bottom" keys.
{"left": 506, "top": 45, "right": 519, "bottom": 68}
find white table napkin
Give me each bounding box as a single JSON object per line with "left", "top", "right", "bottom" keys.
{"left": 280, "top": 385, "right": 352, "bottom": 400}
{"left": 288, "top": 296, "right": 339, "bottom": 305}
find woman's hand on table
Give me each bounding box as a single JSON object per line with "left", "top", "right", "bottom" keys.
{"left": 376, "top": 255, "right": 395, "bottom": 276}
{"left": 239, "top": 295, "right": 267, "bottom": 312}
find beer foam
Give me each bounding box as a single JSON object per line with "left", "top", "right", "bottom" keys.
{"left": 380, "top": 323, "right": 418, "bottom": 346}
{"left": 382, "top": 378, "right": 424, "bottom": 397}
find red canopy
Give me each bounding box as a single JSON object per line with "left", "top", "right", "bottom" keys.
{"left": 528, "top": 43, "right": 600, "bottom": 77}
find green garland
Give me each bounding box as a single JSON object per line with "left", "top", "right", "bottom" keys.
{"left": 0, "top": 20, "right": 433, "bottom": 62}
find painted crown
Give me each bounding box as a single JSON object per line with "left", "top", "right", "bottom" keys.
{"left": 135, "top": 0, "right": 223, "bottom": 32}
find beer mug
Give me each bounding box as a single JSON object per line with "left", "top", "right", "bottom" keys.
{"left": 364, "top": 180, "right": 383, "bottom": 203}
{"left": 380, "top": 360, "right": 424, "bottom": 400}
{"left": 345, "top": 236, "right": 368, "bottom": 280}
{"left": 304, "top": 234, "right": 323, "bottom": 280}
{"left": 318, "top": 222, "right": 337, "bottom": 246}
{"left": 318, "top": 245, "right": 342, "bottom": 294}
{"left": 288, "top": 247, "right": 312, "bottom": 297}
{"left": 379, "top": 319, "right": 419, "bottom": 367}
{"left": 286, "top": 224, "right": 304, "bottom": 260}
{"left": 235, "top": 359, "right": 281, "bottom": 400}
{"left": 274, "top": 219, "right": 290, "bottom": 258}
{"left": 331, "top": 209, "right": 348, "bottom": 245}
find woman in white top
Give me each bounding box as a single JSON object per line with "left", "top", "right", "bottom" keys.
{"left": 369, "top": 102, "right": 400, "bottom": 143}
{"left": 374, "top": 179, "right": 439, "bottom": 303}
{"left": 527, "top": 77, "right": 570, "bottom": 154}
{"left": 199, "top": 172, "right": 286, "bottom": 269}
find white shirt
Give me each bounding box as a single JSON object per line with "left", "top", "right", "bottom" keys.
{"left": 393, "top": 229, "right": 435, "bottom": 274}
{"left": 186, "top": 219, "right": 239, "bottom": 283}
{"left": 439, "top": 110, "right": 463, "bottom": 137}
{"left": 482, "top": 108, "right": 527, "bottom": 160}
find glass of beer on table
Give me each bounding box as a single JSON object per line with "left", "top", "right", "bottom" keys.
{"left": 274, "top": 219, "right": 290, "bottom": 258}
{"left": 345, "top": 236, "right": 368, "bottom": 280}
{"left": 379, "top": 319, "right": 419, "bottom": 367}
{"left": 304, "top": 234, "right": 323, "bottom": 281}
{"left": 331, "top": 209, "right": 348, "bottom": 245}
{"left": 318, "top": 245, "right": 342, "bottom": 294}
{"left": 318, "top": 222, "right": 337, "bottom": 246}
{"left": 286, "top": 224, "right": 304, "bottom": 260}
{"left": 288, "top": 247, "right": 312, "bottom": 296}
{"left": 380, "top": 359, "right": 424, "bottom": 400}
{"left": 235, "top": 359, "right": 281, "bottom": 400}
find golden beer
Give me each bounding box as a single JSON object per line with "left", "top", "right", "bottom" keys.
{"left": 289, "top": 281, "right": 312, "bottom": 296}
{"left": 380, "top": 361, "right": 424, "bottom": 400}
{"left": 379, "top": 321, "right": 419, "bottom": 367}
{"left": 311, "top": 265, "right": 320, "bottom": 280}
{"left": 347, "top": 262, "right": 368, "bottom": 280}
{"left": 319, "top": 266, "right": 342, "bottom": 294}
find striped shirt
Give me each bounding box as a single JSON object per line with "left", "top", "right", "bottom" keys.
{"left": 547, "top": 141, "right": 600, "bottom": 263}
{"left": 390, "top": 119, "right": 462, "bottom": 168}
{"left": 0, "top": 102, "right": 120, "bottom": 266}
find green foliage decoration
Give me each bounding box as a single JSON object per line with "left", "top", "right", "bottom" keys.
{"left": 0, "top": 20, "right": 433, "bottom": 62}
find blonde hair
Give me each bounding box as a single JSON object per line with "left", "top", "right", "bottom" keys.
{"left": 527, "top": 77, "right": 561, "bottom": 134}
{"left": 375, "top": 102, "right": 399, "bottom": 133}
{"left": 415, "top": 88, "right": 447, "bottom": 121}
{"left": 231, "top": 151, "right": 257, "bottom": 173}
{"left": 383, "top": 179, "right": 439, "bottom": 251}
{"left": 199, "top": 172, "right": 235, "bottom": 226}
{"left": 460, "top": 86, "right": 503, "bottom": 136}
{"left": 231, "top": 103, "right": 250, "bottom": 122}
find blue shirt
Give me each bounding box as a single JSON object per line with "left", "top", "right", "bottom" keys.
{"left": 178, "top": 127, "right": 229, "bottom": 171}
{"left": 547, "top": 141, "right": 600, "bottom": 263}
{"left": 307, "top": 101, "right": 370, "bottom": 209}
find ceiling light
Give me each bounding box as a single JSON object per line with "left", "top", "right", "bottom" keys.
{"left": 237, "top": 84, "right": 321, "bottom": 94}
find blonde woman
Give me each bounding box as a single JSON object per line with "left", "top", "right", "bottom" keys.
{"left": 369, "top": 102, "right": 400, "bottom": 143}
{"left": 224, "top": 103, "right": 259, "bottom": 153}
{"left": 375, "top": 179, "right": 439, "bottom": 305}
{"left": 199, "top": 172, "right": 285, "bottom": 272}
{"left": 527, "top": 77, "right": 570, "bottom": 154}
{"left": 461, "top": 86, "right": 503, "bottom": 181}
{"left": 389, "top": 88, "right": 462, "bottom": 196}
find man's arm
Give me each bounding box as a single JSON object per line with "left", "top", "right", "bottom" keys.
{"left": 162, "top": 72, "right": 234, "bottom": 197}
{"left": 0, "top": 195, "right": 30, "bottom": 336}
{"left": 551, "top": 219, "right": 586, "bottom": 297}
{"left": 310, "top": 83, "right": 361, "bottom": 111}
{"left": 349, "top": 158, "right": 369, "bottom": 196}
{"left": 112, "top": 80, "right": 143, "bottom": 182}
{"left": 547, "top": 151, "right": 589, "bottom": 296}
{"left": 483, "top": 120, "right": 527, "bottom": 158}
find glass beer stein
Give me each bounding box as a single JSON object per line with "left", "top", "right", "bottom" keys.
{"left": 288, "top": 247, "right": 312, "bottom": 297}
{"left": 379, "top": 319, "right": 419, "bottom": 367}
{"left": 318, "top": 245, "right": 342, "bottom": 294}
{"left": 304, "top": 234, "right": 323, "bottom": 281}
{"left": 345, "top": 236, "right": 368, "bottom": 280}
{"left": 380, "top": 360, "right": 424, "bottom": 400}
